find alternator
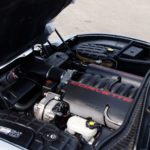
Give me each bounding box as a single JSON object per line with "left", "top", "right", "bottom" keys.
{"left": 34, "top": 92, "right": 60, "bottom": 122}
{"left": 34, "top": 92, "right": 69, "bottom": 122}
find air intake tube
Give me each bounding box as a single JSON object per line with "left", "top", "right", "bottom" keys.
{"left": 20, "top": 60, "right": 65, "bottom": 82}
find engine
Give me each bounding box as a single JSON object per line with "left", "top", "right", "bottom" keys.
{"left": 0, "top": 41, "right": 144, "bottom": 149}
{"left": 33, "top": 63, "right": 141, "bottom": 126}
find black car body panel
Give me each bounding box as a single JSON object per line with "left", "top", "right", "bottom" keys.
{"left": 0, "top": 0, "right": 72, "bottom": 66}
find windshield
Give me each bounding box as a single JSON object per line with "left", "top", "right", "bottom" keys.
{"left": 53, "top": 0, "right": 150, "bottom": 42}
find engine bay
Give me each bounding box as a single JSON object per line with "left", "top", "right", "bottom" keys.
{"left": 0, "top": 34, "right": 149, "bottom": 150}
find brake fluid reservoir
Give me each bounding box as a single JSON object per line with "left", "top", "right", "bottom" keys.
{"left": 67, "top": 116, "right": 97, "bottom": 142}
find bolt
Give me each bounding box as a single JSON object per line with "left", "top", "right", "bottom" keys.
{"left": 50, "top": 134, "right": 57, "bottom": 140}
{"left": 43, "top": 132, "right": 58, "bottom": 142}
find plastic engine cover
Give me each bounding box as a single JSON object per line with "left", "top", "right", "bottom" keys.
{"left": 64, "top": 81, "right": 134, "bottom": 129}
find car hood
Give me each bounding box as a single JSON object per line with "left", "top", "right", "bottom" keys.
{"left": 0, "top": 0, "right": 72, "bottom": 67}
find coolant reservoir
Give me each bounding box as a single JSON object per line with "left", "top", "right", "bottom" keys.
{"left": 67, "top": 116, "right": 97, "bottom": 142}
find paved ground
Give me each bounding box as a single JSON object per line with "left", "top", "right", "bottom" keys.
{"left": 50, "top": 0, "right": 150, "bottom": 42}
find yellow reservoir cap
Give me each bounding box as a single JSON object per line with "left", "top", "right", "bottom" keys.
{"left": 88, "top": 121, "right": 95, "bottom": 126}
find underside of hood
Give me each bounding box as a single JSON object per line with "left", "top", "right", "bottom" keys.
{"left": 0, "top": 0, "right": 72, "bottom": 66}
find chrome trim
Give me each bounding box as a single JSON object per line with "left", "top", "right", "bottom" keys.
{"left": 0, "top": 49, "right": 32, "bottom": 70}
{"left": 104, "top": 106, "right": 122, "bottom": 126}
